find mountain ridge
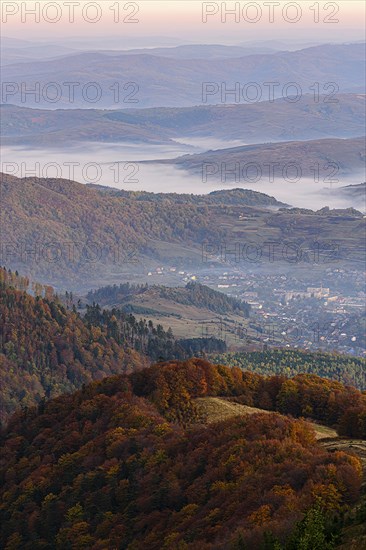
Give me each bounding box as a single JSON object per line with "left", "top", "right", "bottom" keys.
{"left": 2, "top": 94, "right": 364, "bottom": 146}
{"left": 1, "top": 173, "right": 365, "bottom": 288}
{"left": 2, "top": 42, "right": 364, "bottom": 108}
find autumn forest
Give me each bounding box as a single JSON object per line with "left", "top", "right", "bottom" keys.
{"left": 1, "top": 267, "right": 366, "bottom": 549}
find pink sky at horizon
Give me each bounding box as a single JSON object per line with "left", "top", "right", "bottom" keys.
{"left": 1, "top": 1, "right": 365, "bottom": 42}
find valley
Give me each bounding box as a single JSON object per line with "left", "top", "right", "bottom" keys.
{"left": 1, "top": 23, "right": 365, "bottom": 550}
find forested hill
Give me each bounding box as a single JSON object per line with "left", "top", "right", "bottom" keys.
{"left": 2, "top": 267, "right": 365, "bottom": 423}
{"left": 1, "top": 358, "right": 365, "bottom": 549}
{"left": 2, "top": 172, "right": 365, "bottom": 289}
{"left": 130, "top": 359, "right": 366, "bottom": 438}
{"left": 0, "top": 268, "right": 146, "bottom": 421}
{"left": 211, "top": 349, "right": 366, "bottom": 391}
{"left": 0, "top": 268, "right": 205, "bottom": 421}
{"left": 90, "top": 186, "right": 287, "bottom": 207}
{"left": 0, "top": 268, "right": 231, "bottom": 421}
{"left": 87, "top": 281, "right": 250, "bottom": 317}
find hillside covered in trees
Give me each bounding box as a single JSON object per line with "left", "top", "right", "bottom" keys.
{"left": 2, "top": 173, "right": 365, "bottom": 289}
{"left": 87, "top": 281, "right": 250, "bottom": 317}
{"left": 83, "top": 303, "right": 226, "bottom": 362}
{"left": 1, "top": 358, "right": 365, "bottom": 550}
{"left": 130, "top": 359, "right": 366, "bottom": 438}
{"left": 2, "top": 267, "right": 365, "bottom": 426}
{"left": 1, "top": 269, "right": 224, "bottom": 421}
{"left": 0, "top": 268, "right": 146, "bottom": 422}
{"left": 1, "top": 267, "right": 366, "bottom": 548}
{"left": 211, "top": 350, "right": 366, "bottom": 391}
{"left": 0, "top": 268, "right": 231, "bottom": 421}
{"left": 94, "top": 186, "right": 286, "bottom": 207}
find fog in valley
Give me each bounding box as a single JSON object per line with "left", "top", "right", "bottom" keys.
{"left": 2, "top": 141, "right": 365, "bottom": 211}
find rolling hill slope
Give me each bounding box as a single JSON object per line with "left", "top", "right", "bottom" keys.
{"left": 1, "top": 358, "right": 366, "bottom": 548}
{"left": 2, "top": 43, "right": 364, "bottom": 107}
{"left": 1, "top": 173, "right": 365, "bottom": 288}
{"left": 147, "top": 136, "right": 366, "bottom": 179}
{"left": 2, "top": 94, "right": 365, "bottom": 146}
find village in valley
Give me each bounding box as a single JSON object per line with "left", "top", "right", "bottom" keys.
{"left": 143, "top": 264, "right": 365, "bottom": 356}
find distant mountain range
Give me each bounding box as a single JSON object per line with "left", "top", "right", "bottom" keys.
{"left": 2, "top": 94, "right": 365, "bottom": 146}
{"left": 0, "top": 38, "right": 330, "bottom": 65}
{"left": 2, "top": 43, "right": 364, "bottom": 107}
{"left": 0, "top": 104, "right": 171, "bottom": 145}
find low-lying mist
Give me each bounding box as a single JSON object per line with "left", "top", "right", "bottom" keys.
{"left": 2, "top": 142, "right": 364, "bottom": 212}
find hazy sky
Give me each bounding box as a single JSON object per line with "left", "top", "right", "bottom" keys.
{"left": 2, "top": 0, "right": 365, "bottom": 43}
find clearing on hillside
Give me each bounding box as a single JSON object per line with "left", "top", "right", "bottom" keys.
{"left": 195, "top": 396, "right": 338, "bottom": 440}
